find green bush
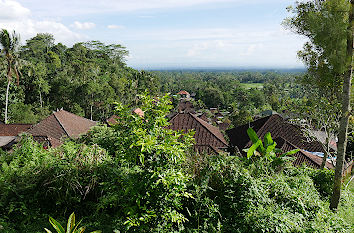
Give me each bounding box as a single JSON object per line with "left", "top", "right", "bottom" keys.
{"left": 309, "top": 168, "right": 335, "bottom": 198}
{"left": 0, "top": 135, "right": 111, "bottom": 232}
{"left": 189, "top": 154, "right": 352, "bottom": 232}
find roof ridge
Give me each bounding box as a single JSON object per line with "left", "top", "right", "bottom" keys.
{"left": 53, "top": 112, "right": 70, "bottom": 137}
{"left": 245, "top": 114, "right": 282, "bottom": 147}
{"left": 189, "top": 113, "right": 228, "bottom": 146}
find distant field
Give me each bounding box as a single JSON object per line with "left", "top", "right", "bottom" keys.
{"left": 240, "top": 83, "right": 264, "bottom": 89}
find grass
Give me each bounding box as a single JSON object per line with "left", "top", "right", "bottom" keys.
{"left": 338, "top": 174, "right": 354, "bottom": 224}
{"left": 240, "top": 82, "right": 264, "bottom": 89}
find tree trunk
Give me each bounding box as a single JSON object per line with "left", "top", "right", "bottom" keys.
{"left": 4, "top": 78, "right": 10, "bottom": 124}
{"left": 39, "top": 91, "right": 43, "bottom": 108}
{"left": 320, "top": 136, "right": 330, "bottom": 169}
{"left": 329, "top": 0, "right": 354, "bottom": 211}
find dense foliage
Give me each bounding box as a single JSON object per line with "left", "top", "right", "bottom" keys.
{"left": 0, "top": 95, "right": 352, "bottom": 232}
{"left": 0, "top": 34, "right": 159, "bottom": 122}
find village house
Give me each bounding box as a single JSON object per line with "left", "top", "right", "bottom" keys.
{"left": 0, "top": 124, "right": 32, "bottom": 149}
{"left": 167, "top": 112, "right": 228, "bottom": 154}
{"left": 226, "top": 114, "right": 353, "bottom": 174}
{"left": 0, "top": 109, "right": 97, "bottom": 149}
{"left": 27, "top": 109, "right": 97, "bottom": 147}
{"left": 177, "top": 90, "right": 191, "bottom": 99}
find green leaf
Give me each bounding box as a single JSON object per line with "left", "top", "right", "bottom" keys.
{"left": 44, "top": 228, "right": 53, "bottom": 233}
{"left": 67, "top": 212, "right": 75, "bottom": 233}
{"left": 265, "top": 143, "right": 276, "bottom": 155}
{"left": 75, "top": 227, "right": 86, "bottom": 233}
{"left": 264, "top": 132, "right": 274, "bottom": 148}
{"left": 282, "top": 149, "right": 300, "bottom": 156}
{"left": 71, "top": 220, "right": 82, "bottom": 233}
{"left": 247, "top": 140, "right": 262, "bottom": 159}
{"left": 247, "top": 128, "right": 259, "bottom": 144}
{"left": 49, "top": 217, "right": 65, "bottom": 233}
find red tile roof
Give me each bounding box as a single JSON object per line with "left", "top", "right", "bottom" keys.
{"left": 106, "top": 109, "right": 144, "bottom": 126}
{"left": 167, "top": 113, "right": 228, "bottom": 152}
{"left": 177, "top": 90, "right": 190, "bottom": 95}
{"left": 0, "top": 124, "right": 32, "bottom": 136}
{"left": 27, "top": 110, "right": 96, "bottom": 145}
{"left": 133, "top": 108, "right": 144, "bottom": 118}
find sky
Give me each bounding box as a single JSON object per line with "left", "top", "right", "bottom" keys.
{"left": 0, "top": 0, "right": 307, "bottom": 69}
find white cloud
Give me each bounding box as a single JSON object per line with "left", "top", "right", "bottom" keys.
{"left": 70, "top": 21, "right": 96, "bottom": 30}
{"left": 107, "top": 24, "right": 125, "bottom": 29}
{"left": 17, "top": 0, "right": 251, "bottom": 17}
{"left": 0, "top": 0, "right": 84, "bottom": 45}
{"left": 0, "top": 0, "right": 30, "bottom": 20}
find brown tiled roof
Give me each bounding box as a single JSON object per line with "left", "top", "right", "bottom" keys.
{"left": 226, "top": 115, "right": 270, "bottom": 150}
{"left": 168, "top": 113, "right": 228, "bottom": 151}
{"left": 177, "top": 90, "right": 190, "bottom": 95}
{"left": 275, "top": 137, "right": 334, "bottom": 169}
{"left": 218, "top": 122, "right": 230, "bottom": 131}
{"left": 227, "top": 114, "right": 325, "bottom": 153}
{"left": 178, "top": 101, "right": 194, "bottom": 113}
{"left": 199, "top": 112, "right": 209, "bottom": 122}
{"left": 32, "top": 136, "right": 63, "bottom": 148}
{"left": 0, "top": 124, "right": 32, "bottom": 136}
{"left": 194, "top": 145, "right": 221, "bottom": 155}
{"left": 106, "top": 115, "right": 119, "bottom": 125}
{"left": 27, "top": 110, "right": 96, "bottom": 145}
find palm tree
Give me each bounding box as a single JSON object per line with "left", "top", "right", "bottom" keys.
{"left": 0, "top": 29, "right": 21, "bottom": 124}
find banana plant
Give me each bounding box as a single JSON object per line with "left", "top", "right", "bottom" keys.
{"left": 44, "top": 212, "right": 101, "bottom": 233}
{"left": 244, "top": 128, "right": 299, "bottom": 161}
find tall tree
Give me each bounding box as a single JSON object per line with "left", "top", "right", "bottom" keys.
{"left": 285, "top": 0, "right": 353, "bottom": 210}
{"left": 0, "top": 29, "right": 21, "bottom": 123}
{"left": 331, "top": 0, "right": 353, "bottom": 210}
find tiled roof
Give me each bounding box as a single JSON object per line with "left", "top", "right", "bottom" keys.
{"left": 106, "top": 115, "right": 119, "bottom": 126}
{"left": 218, "top": 122, "right": 230, "bottom": 131}
{"left": 177, "top": 90, "right": 190, "bottom": 95}
{"left": 178, "top": 101, "right": 194, "bottom": 113}
{"left": 227, "top": 114, "right": 325, "bottom": 153}
{"left": 106, "top": 109, "right": 144, "bottom": 126}
{"left": 0, "top": 136, "right": 16, "bottom": 147}
{"left": 167, "top": 113, "right": 228, "bottom": 152}
{"left": 226, "top": 115, "right": 270, "bottom": 150}
{"left": 133, "top": 108, "right": 144, "bottom": 118}
{"left": 275, "top": 137, "right": 334, "bottom": 169}
{"left": 226, "top": 114, "right": 335, "bottom": 169}
{"left": 194, "top": 145, "right": 221, "bottom": 155}
{"left": 27, "top": 110, "right": 96, "bottom": 145}
{"left": 199, "top": 112, "right": 209, "bottom": 122}
{"left": 0, "top": 124, "right": 32, "bottom": 136}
